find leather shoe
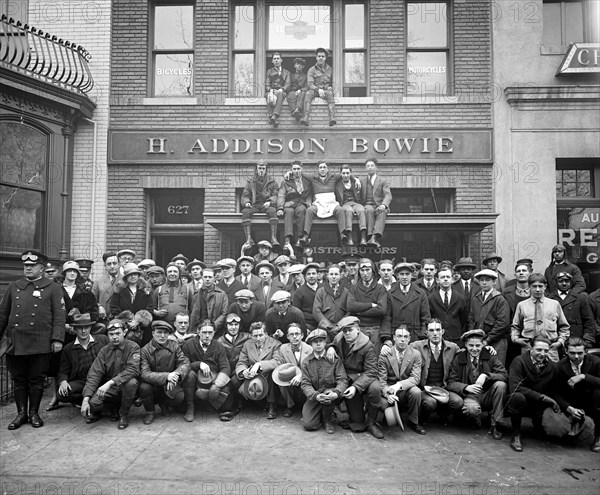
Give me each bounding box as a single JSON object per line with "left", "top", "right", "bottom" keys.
{"left": 346, "top": 236, "right": 354, "bottom": 246}
{"left": 591, "top": 436, "right": 600, "bottom": 453}
{"left": 46, "top": 399, "right": 60, "bottom": 411}
{"left": 8, "top": 412, "right": 28, "bottom": 430}
{"left": 299, "top": 234, "right": 310, "bottom": 246}
{"left": 85, "top": 413, "right": 101, "bottom": 424}
{"left": 329, "top": 120, "right": 337, "bottom": 127}
{"left": 300, "top": 120, "right": 309, "bottom": 127}
{"left": 409, "top": 422, "right": 426, "bottom": 435}
{"left": 282, "top": 408, "right": 293, "bottom": 418}
{"left": 325, "top": 421, "right": 335, "bottom": 434}
{"left": 490, "top": 425, "right": 503, "bottom": 440}
{"left": 184, "top": 406, "right": 195, "bottom": 423}
{"left": 367, "top": 235, "right": 381, "bottom": 248}
{"left": 110, "top": 408, "right": 120, "bottom": 421}
{"left": 266, "top": 404, "right": 277, "bottom": 420}
{"left": 143, "top": 412, "right": 155, "bottom": 425}
{"left": 117, "top": 416, "right": 129, "bottom": 430}
{"left": 366, "top": 424, "right": 384, "bottom": 439}
{"left": 510, "top": 435, "right": 523, "bottom": 452}
{"left": 29, "top": 412, "right": 44, "bottom": 428}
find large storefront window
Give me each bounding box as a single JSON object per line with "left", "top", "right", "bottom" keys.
{"left": 232, "top": 1, "right": 367, "bottom": 97}
{"left": 152, "top": 4, "right": 194, "bottom": 96}
{"left": 406, "top": 1, "right": 451, "bottom": 97}
{"left": 0, "top": 121, "right": 46, "bottom": 253}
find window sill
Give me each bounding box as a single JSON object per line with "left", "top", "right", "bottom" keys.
{"left": 402, "top": 96, "right": 460, "bottom": 104}
{"left": 540, "top": 45, "right": 569, "bottom": 55}
{"left": 224, "top": 97, "right": 375, "bottom": 106}
{"left": 142, "top": 97, "right": 199, "bottom": 105}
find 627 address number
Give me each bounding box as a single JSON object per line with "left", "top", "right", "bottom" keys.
{"left": 167, "top": 205, "right": 189, "bottom": 215}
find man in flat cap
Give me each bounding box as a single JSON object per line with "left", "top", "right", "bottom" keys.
{"left": 482, "top": 253, "right": 510, "bottom": 292}
{"left": 81, "top": 319, "right": 140, "bottom": 429}
{"left": 548, "top": 272, "right": 595, "bottom": 349}
{"left": 139, "top": 320, "right": 192, "bottom": 424}
{"left": 191, "top": 266, "right": 228, "bottom": 337}
{"left": 292, "top": 263, "right": 321, "bottom": 331}
{"left": 302, "top": 48, "right": 336, "bottom": 127}
{"left": 287, "top": 57, "right": 308, "bottom": 121}
{"left": 273, "top": 255, "right": 295, "bottom": 290}
{"left": 331, "top": 316, "right": 384, "bottom": 438}
{"left": 241, "top": 161, "right": 280, "bottom": 248}
{"left": 146, "top": 265, "right": 166, "bottom": 292}
{"left": 253, "top": 260, "right": 284, "bottom": 308}
{"left": 217, "top": 258, "right": 245, "bottom": 306}
{"left": 92, "top": 252, "right": 121, "bottom": 322}
{"left": 467, "top": 268, "right": 510, "bottom": 365}
{"left": 228, "top": 289, "right": 266, "bottom": 334}
{"left": 266, "top": 290, "right": 306, "bottom": 343}
{"left": 511, "top": 273, "right": 570, "bottom": 363}
{"left": 116, "top": 249, "right": 136, "bottom": 275}
{"left": 544, "top": 244, "right": 586, "bottom": 295}
{"left": 277, "top": 161, "right": 313, "bottom": 247}
{"left": 236, "top": 256, "right": 261, "bottom": 292}
{"left": 1, "top": 250, "right": 66, "bottom": 429}
{"left": 448, "top": 329, "right": 507, "bottom": 440}
{"left": 301, "top": 328, "right": 348, "bottom": 433}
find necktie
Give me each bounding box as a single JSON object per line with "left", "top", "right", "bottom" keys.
{"left": 559, "top": 291, "right": 567, "bottom": 299}
{"left": 371, "top": 175, "right": 376, "bottom": 187}
{"left": 296, "top": 179, "right": 303, "bottom": 194}
{"left": 426, "top": 281, "right": 430, "bottom": 290}
{"left": 263, "top": 284, "right": 269, "bottom": 299}
{"left": 464, "top": 281, "right": 470, "bottom": 294}
{"left": 472, "top": 357, "right": 478, "bottom": 369}
{"left": 534, "top": 299, "right": 543, "bottom": 327}
{"left": 443, "top": 291, "right": 449, "bottom": 308}
{"left": 432, "top": 345, "right": 440, "bottom": 360}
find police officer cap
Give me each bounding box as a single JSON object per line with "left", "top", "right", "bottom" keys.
{"left": 74, "top": 258, "right": 94, "bottom": 270}
{"left": 21, "top": 250, "right": 48, "bottom": 265}
{"left": 151, "top": 320, "right": 174, "bottom": 333}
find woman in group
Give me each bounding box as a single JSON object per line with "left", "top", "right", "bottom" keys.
{"left": 109, "top": 263, "right": 153, "bottom": 317}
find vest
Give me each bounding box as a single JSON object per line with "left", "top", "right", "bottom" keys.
{"left": 426, "top": 352, "right": 444, "bottom": 387}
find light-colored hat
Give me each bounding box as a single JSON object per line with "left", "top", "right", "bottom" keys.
{"left": 257, "top": 240, "right": 273, "bottom": 249}
{"left": 274, "top": 255, "right": 291, "bottom": 266}
{"left": 306, "top": 328, "right": 328, "bottom": 344}
{"left": 243, "top": 375, "right": 269, "bottom": 401}
{"left": 423, "top": 385, "right": 450, "bottom": 404}
{"left": 474, "top": 269, "right": 498, "bottom": 280}
{"left": 62, "top": 261, "right": 81, "bottom": 274}
{"left": 303, "top": 262, "right": 320, "bottom": 275}
{"left": 235, "top": 289, "right": 255, "bottom": 300}
{"left": 384, "top": 402, "right": 404, "bottom": 430}
{"left": 138, "top": 259, "right": 156, "bottom": 269}
{"left": 394, "top": 262, "right": 414, "bottom": 273}
{"left": 271, "top": 290, "right": 291, "bottom": 303}
{"left": 287, "top": 264, "right": 306, "bottom": 275}
{"left": 218, "top": 258, "right": 237, "bottom": 269}
{"left": 117, "top": 249, "right": 136, "bottom": 259}
{"left": 272, "top": 363, "right": 301, "bottom": 387}
{"left": 255, "top": 260, "right": 275, "bottom": 274}
{"left": 461, "top": 329, "right": 486, "bottom": 342}
{"left": 122, "top": 263, "right": 142, "bottom": 279}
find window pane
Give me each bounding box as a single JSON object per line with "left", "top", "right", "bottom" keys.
{"left": 565, "top": 1, "right": 584, "bottom": 42}
{"left": 0, "top": 186, "right": 43, "bottom": 251}
{"left": 0, "top": 122, "right": 46, "bottom": 189}
{"left": 563, "top": 182, "right": 576, "bottom": 196}
{"left": 268, "top": 5, "right": 330, "bottom": 50}
{"left": 234, "top": 53, "right": 255, "bottom": 97}
{"left": 345, "top": 52, "right": 365, "bottom": 84}
{"left": 543, "top": 3, "right": 562, "bottom": 45}
{"left": 577, "top": 169, "right": 590, "bottom": 182}
{"left": 234, "top": 5, "right": 255, "bottom": 50}
{"left": 555, "top": 170, "right": 563, "bottom": 183}
{"left": 154, "top": 54, "right": 193, "bottom": 96}
{"left": 563, "top": 169, "right": 576, "bottom": 181}
{"left": 556, "top": 183, "right": 563, "bottom": 196}
{"left": 407, "top": 2, "right": 447, "bottom": 47}
{"left": 407, "top": 51, "right": 447, "bottom": 94}
{"left": 576, "top": 183, "right": 591, "bottom": 196}
{"left": 154, "top": 6, "right": 193, "bottom": 50}
{"left": 345, "top": 4, "right": 364, "bottom": 49}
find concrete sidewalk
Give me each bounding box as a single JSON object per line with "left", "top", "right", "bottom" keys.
{"left": 1, "top": 401, "right": 598, "bottom": 495}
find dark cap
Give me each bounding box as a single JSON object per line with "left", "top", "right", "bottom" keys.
{"left": 461, "top": 329, "right": 486, "bottom": 342}
{"left": 74, "top": 258, "right": 94, "bottom": 270}
{"left": 151, "top": 320, "right": 174, "bottom": 333}
{"left": 293, "top": 57, "right": 306, "bottom": 66}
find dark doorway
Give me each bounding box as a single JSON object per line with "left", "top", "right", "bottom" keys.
{"left": 153, "top": 235, "right": 204, "bottom": 267}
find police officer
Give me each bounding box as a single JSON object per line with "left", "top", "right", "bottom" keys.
{"left": 0, "top": 250, "right": 66, "bottom": 429}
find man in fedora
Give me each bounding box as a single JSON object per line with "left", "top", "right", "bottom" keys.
{"left": 182, "top": 320, "right": 231, "bottom": 422}
{"left": 428, "top": 266, "right": 468, "bottom": 345}
{"left": 273, "top": 323, "right": 312, "bottom": 417}
{"left": 452, "top": 257, "right": 481, "bottom": 310}
{"left": 81, "top": 319, "right": 141, "bottom": 429}
{"left": 140, "top": 320, "right": 193, "bottom": 424}
{"left": 277, "top": 161, "right": 313, "bottom": 247}
{"left": 228, "top": 289, "right": 266, "bottom": 334}
{"left": 236, "top": 322, "right": 281, "bottom": 419}
{"left": 378, "top": 325, "right": 425, "bottom": 435}
{"left": 287, "top": 57, "right": 308, "bottom": 121}
{"left": 253, "top": 260, "right": 284, "bottom": 308}
{"left": 302, "top": 47, "right": 336, "bottom": 127}
{"left": 171, "top": 254, "right": 190, "bottom": 272}
{"left": 0, "top": 250, "right": 66, "bottom": 430}
{"left": 383, "top": 262, "right": 431, "bottom": 344}
{"left": 506, "top": 336, "right": 561, "bottom": 452}
{"left": 301, "top": 329, "right": 348, "bottom": 433}
{"left": 482, "top": 253, "right": 510, "bottom": 292}
{"left": 331, "top": 316, "right": 384, "bottom": 439}
{"left": 448, "top": 329, "right": 507, "bottom": 440}
{"left": 554, "top": 337, "right": 600, "bottom": 452}
{"left": 411, "top": 319, "right": 464, "bottom": 425}
{"left": 57, "top": 313, "right": 109, "bottom": 406}
{"left": 190, "top": 266, "right": 228, "bottom": 336}
{"left": 468, "top": 268, "right": 510, "bottom": 365}
{"left": 292, "top": 263, "right": 321, "bottom": 331}
{"left": 241, "top": 161, "right": 280, "bottom": 248}
{"left": 265, "top": 290, "right": 306, "bottom": 344}
{"left": 544, "top": 244, "right": 586, "bottom": 295}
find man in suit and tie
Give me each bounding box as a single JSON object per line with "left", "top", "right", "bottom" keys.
{"left": 253, "top": 261, "right": 284, "bottom": 309}
{"left": 360, "top": 158, "right": 392, "bottom": 248}
{"left": 337, "top": 164, "right": 367, "bottom": 246}
{"left": 411, "top": 319, "right": 464, "bottom": 424}
{"left": 273, "top": 255, "right": 294, "bottom": 290}
{"left": 554, "top": 337, "right": 600, "bottom": 452}
{"left": 277, "top": 160, "right": 313, "bottom": 246}
{"left": 265, "top": 290, "right": 306, "bottom": 344}
{"left": 452, "top": 257, "right": 480, "bottom": 311}
{"left": 235, "top": 322, "right": 282, "bottom": 419}
{"left": 383, "top": 262, "right": 431, "bottom": 344}
{"left": 415, "top": 259, "right": 438, "bottom": 295}
{"left": 190, "top": 267, "right": 228, "bottom": 336}
{"left": 92, "top": 252, "right": 121, "bottom": 321}
{"left": 378, "top": 325, "right": 426, "bottom": 434}
{"left": 236, "top": 256, "right": 261, "bottom": 292}
{"left": 273, "top": 323, "right": 312, "bottom": 417}
{"left": 186, "top": 259, "right": 205, "bottom": 308}
{"left": 428, "top": 267, "right": 468, "bottom": 345}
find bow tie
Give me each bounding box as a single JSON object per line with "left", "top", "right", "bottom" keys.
{"left": 291, "top": 345, "right": 301, "bottom": 352}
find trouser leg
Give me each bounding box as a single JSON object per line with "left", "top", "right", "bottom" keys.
{"left": 302, "top": 400, "right": 323, "bottom": 431}
{"left": 303, "top": 206, "right": 317, "bottom": 235}
{"left": 481, "top": 381, "right": 507, "bottom": 425}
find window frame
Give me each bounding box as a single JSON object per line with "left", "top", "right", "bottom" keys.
{"left": 542, "top": 0, "right": 600, "bottom": 47}
{"left": 556, "top": 158, "right": 600, "bottom": 208}
{"left": 149, "top": 2, "right": 195, "bottom": 98}
{"left": 405, "top": 0, "right": 453, "bottom": 98}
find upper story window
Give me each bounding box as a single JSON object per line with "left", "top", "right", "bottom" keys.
{"left": 151, "top": 3, "right": 194, "bottom": 96}
{"left": 232, "top": 1, "right": 367, "bottom": 98}
{"left": 406, "top": 1, "right": 451, "bottom": 97}
{"left": 543, "top": 0, "right": 600, "bottom": 46}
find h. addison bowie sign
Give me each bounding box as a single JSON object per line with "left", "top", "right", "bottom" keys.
{"left": 108, "top": 129, "right": 492, "bottom": 164}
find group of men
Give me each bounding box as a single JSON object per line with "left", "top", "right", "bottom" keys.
{"left": 1, "top": 242, "right": 599, "bottom": 454}
{"left": 241, "top": 159, "right": 391, "bottom": 250}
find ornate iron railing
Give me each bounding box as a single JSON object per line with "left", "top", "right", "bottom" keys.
{"left": 0, "top": 14, "right": 94, "bottom": 95}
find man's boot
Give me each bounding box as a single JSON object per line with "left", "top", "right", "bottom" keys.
{"left": 300, "top": 99, "right": 312, "bottom": 126}
{"left": 328, "top": 103, "right": 336, "bottom": 127}
{"left": 267, "top": 402, "right": 277, "bottom": 420}
{"left": 184, "top": 387, "right": 195, "bottom": 423}
{"left": 359, "top": 230, "right": 367, "bottom": 246}
{"left": 28, "top": 387, "right": 44, "bottom": 428}
{"left": 323, "top": 408, "right": 335, "bottom": 434}
{"left": 243, "top": 224, "right": 254, "bottom": 247}
{"left": 510, "top": 416, "right": 523, "bottom": 452}
{"left": 343, "top": 230, "right": 354, "bottom": 246}
{"left": 269, "top": 221, "right": 280, "bottom": 246}
{"left": 365, "top": 404, "right": 384, "bottom": 439}
{"left": 8, "top": 389, "right": 28, "bottom": 430}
